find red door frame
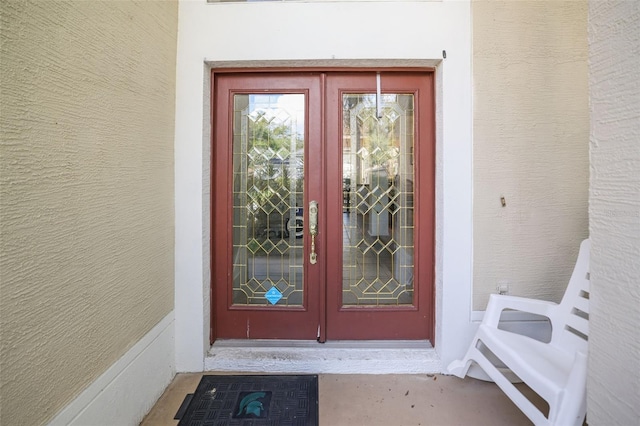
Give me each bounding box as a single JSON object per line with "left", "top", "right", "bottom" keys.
{"left": 210, "top": 69, "right": 435, "bottom": 343}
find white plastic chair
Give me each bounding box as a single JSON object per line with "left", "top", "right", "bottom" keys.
{"left": 448, "top": 239, "right": 590, "bottom": 426}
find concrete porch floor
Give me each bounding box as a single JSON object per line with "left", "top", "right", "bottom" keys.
{"left": 141, "top": 373, "right": 544, "bottom": 425}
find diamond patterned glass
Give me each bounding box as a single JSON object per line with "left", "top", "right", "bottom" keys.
{"left": 232, "top": 94, "right": 305, "bottom": 306}
{"left": 342, "top": 94, "right": 415, "bottom": 306}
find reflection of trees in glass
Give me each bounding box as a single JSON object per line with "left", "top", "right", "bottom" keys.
{"left": 249, "top": 111, "right": 295, "bottom": 151}
{"left": 247, "top": 113, "right": 303, "bottom": 242}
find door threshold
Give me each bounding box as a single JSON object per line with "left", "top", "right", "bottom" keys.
{"left": 205, "top": 340, "right": 441, "bottom": 374}
{"left": 212, "top": 339, "right": 432, "bottom": 349}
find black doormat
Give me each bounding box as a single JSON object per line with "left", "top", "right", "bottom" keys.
{"left": 176, "top": 375, "right": 318, "bottom": 426}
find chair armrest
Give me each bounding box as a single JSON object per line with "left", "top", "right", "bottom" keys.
{"left": 481, "top": 294, "right": 558, "bottom": 328}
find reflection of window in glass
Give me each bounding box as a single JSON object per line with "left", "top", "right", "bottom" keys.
{"left": 343, "top": 94, "right": 406, "bottom": 185}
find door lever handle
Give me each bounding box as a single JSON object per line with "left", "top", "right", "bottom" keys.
{"left": 309, "top": 201, "right": 318, "bottom": 264}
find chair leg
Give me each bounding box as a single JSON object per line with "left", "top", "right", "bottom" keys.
{"left": 447, "top": 358, "right": 472, "bottom": 378}
{"left": 447, "top": 338, "right": 482, "bottom": 378}
{"left": 449, "top": 338, "right": 551, "bottom": 426}
{"left": 471, "top": 349, "right": 550, "bottom": 426}
{"left": 553, "top": 398, "right": 586, "bottom": 426}
{"left": 552, "top": 352, "right": 587, "bottom": 426}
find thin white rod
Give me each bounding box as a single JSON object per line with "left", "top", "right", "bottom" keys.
{"left": 376, "top": 72, "right": 382, "bottom": 118}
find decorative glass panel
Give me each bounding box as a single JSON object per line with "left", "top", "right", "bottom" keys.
{"left": 232, "top": 94, "right": 305, "bottom": 306}
{"left": 342, "top": 94, "right": 415, "bottom": 306}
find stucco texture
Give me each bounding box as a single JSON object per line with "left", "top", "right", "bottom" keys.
{"left": 0, "top": 1, "right": 178, "bottom": 424}
{"left": 587, "top": 1, "right": 640, "bottom": 424}
{"left": 472, "top": 0, "right": 589, "bottom": 309}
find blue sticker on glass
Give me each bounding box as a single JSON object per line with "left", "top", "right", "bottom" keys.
{"left": 265, "top": 287, "right": 283, "bottom": 305}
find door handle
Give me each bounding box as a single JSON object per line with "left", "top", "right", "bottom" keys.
{"left": 309, "top": 201, "right": 318, "bottom": 264}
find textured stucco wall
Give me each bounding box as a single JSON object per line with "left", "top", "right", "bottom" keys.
{"left": 587, "top": 1, "right": 640, "bottom": 424}
{"left": 0, "top": 1, "right": 178, "bottom": 424}
{"left": 472, "top": 0, "right": 589, "bottom": 309}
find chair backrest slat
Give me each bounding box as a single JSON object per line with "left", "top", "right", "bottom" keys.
{"left": 565, "top": 313, "right": 589, "bottom": 337}
{"left": 573, "top": 294, "right": 589, "bottom": 315}
{"left": 554, "top": 239, "right": 590, "bottom": 353}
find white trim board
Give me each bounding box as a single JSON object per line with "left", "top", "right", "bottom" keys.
{"left": 48, "top": 312, "right": 176, "bottom": 426}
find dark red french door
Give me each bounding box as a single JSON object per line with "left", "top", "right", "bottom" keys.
{"left": 212, "top": 71, "right": 434, "bottom": 342}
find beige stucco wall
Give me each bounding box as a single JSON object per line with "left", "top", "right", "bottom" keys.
{"left": 587, "top": 1, "right": 640, "bottom": 424}
{"left": 472, "top": 0, "right": 589, "bottom": 309}
{"left": 0, "top": 1, "right": 178, "bottom": 424}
